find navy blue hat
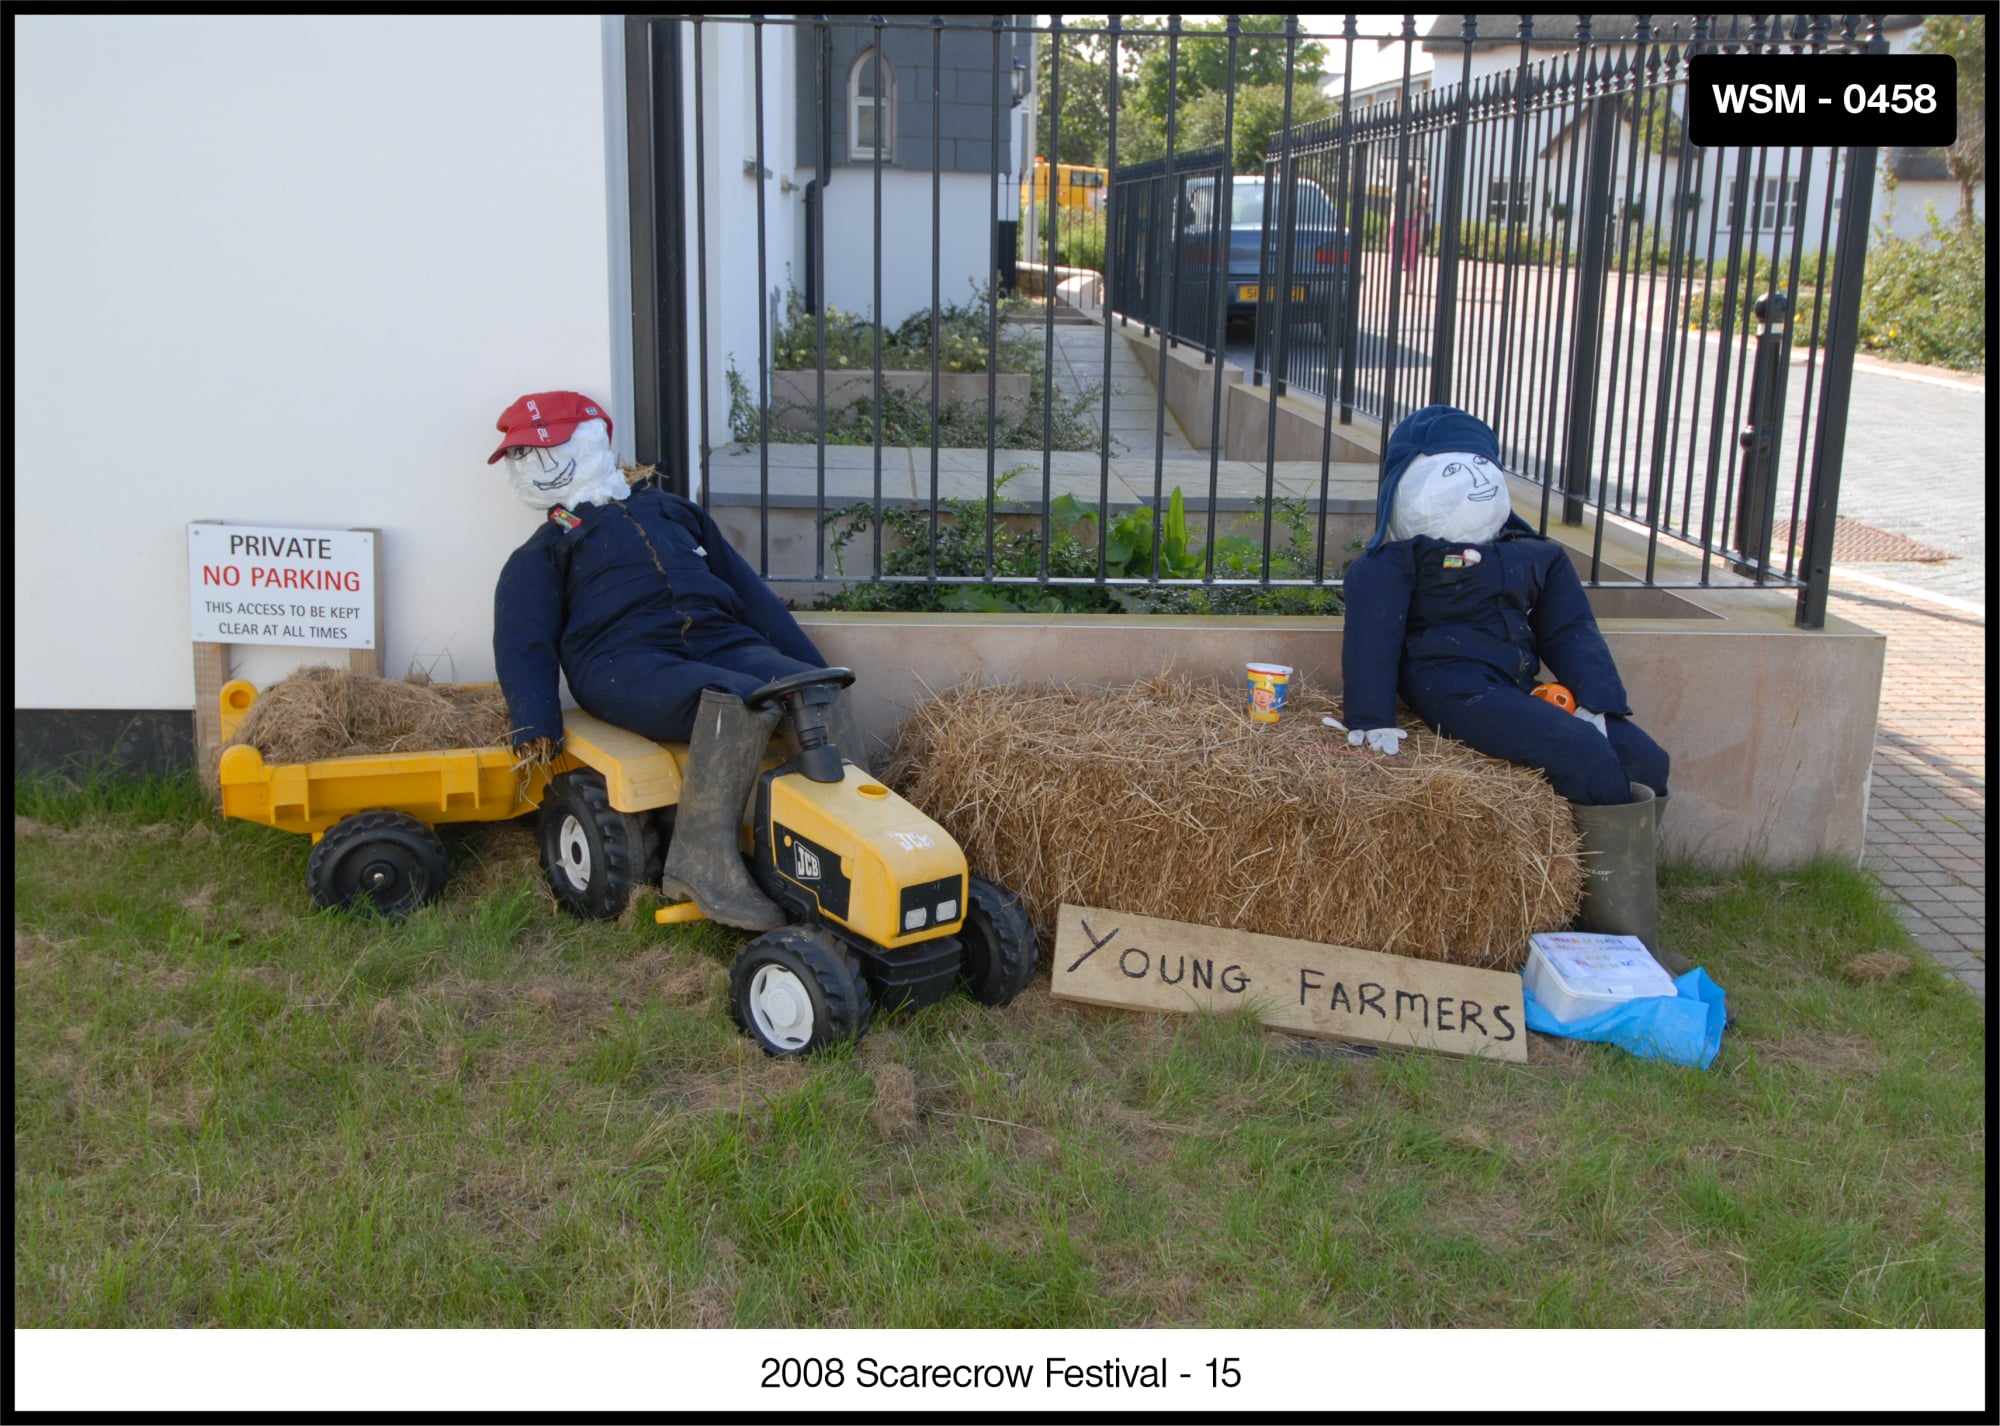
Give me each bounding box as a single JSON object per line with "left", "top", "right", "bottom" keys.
{"left": 1367, "top": 404, "right": 1527, "bottom": 549}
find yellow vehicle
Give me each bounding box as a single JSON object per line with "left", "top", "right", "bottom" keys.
{"left": 1021, "top": 158, "right": 1107, "bottom": 216}
{"left": 216, "top": 669, "right": 1037, "bottom": 1056}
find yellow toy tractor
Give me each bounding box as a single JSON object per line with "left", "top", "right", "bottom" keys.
{"left": 216, "top": 669, "right": 1037, "bottom": 1056}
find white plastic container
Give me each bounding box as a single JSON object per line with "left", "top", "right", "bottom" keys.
{"left": 1523, "top": 932, "right": 1680, "bottom": 1024}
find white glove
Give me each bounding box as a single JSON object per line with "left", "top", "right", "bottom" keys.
{"left": 1574, "top": 706, "right": 1609, "bottom": 738}
{"left": 1348, "top": 727, "right": 1408, "bottom": 756}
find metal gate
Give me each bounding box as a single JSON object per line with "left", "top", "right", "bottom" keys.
{"left": 647, "top": 15, "right": 1900, "bottom": 627}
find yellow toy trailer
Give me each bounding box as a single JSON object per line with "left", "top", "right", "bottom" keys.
{"left": 217, "top": 669, "right": 1036, "bottom": 1055}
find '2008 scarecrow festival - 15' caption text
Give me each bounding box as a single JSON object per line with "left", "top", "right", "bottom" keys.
{"left": 1051, "top": 904, "right": 1527, "bottom": 1061}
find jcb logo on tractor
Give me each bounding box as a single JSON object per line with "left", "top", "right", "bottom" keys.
{"left": 794, "top": 844, "right": 822, "bottom": 880}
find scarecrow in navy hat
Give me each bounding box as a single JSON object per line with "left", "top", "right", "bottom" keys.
{"left": 1340, "top": 403, "right": 1686, "bottom": 974}
{"left": 490, "top": 391, "right": 857, "bottom": 931}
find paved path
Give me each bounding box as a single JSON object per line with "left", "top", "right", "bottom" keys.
{"left": 1832, "top": 580, "right": 1986, "bottom": 998}
{"left": 1813, "top": 356, "right": 1986, "bottom": 1000}
{"left": 1035, "top": 311, "right": 1204, "bottom": 459}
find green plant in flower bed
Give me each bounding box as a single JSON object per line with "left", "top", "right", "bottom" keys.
{"left": 771, "top": 282, "right": 1039, "bottom": 376}
{"left": 13, "top": 770, "right": 1986, "bottom": 1330}
{"left": 812, "top": 472, "right": 1346, "bottom": 616}
{"left": 727, "top": 369, "right": 1105, "bottom": 454}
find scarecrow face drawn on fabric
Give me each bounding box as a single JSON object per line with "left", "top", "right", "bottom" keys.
{"left": 499, "top": 415, "right": 630, "bottom": 511}
{"left": 1386, "top": 449, "right": 1511, "bottom": 545}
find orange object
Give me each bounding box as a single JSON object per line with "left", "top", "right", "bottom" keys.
{"left": 1531, "top": 682, "right": 1577, "bottom": 713}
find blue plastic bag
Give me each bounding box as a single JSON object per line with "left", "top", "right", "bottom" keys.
{"left": 1522, "top": 968, "right": 1728, "bottom": 1068}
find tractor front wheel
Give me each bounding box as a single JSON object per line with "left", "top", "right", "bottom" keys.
{"left": 729, "top": 926, "right": 872, "bottom": 1057}
{"left": 957, "top": 877, "right": 1038, "bottom": 1006}
{"left": 307, "top": 810, "right": 448, "bottom": 916}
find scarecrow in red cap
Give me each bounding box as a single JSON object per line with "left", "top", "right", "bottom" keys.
{"left": 489, "top": 390, "right": 850, "bottom": 930}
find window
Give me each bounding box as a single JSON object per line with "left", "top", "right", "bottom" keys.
{"left": 1070, "top": 170, "right": 1104, "bottom": 189}
{"left": 848, "top": 49, "right": 894, "bottom": 162}
{"left": 1487, "top": 178, "right": 1528, "bottom": 222}
{"left": 1729, "top": 176, "right": 1805, "bottom": 232}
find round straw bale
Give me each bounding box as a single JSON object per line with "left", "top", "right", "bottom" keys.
{"left": 228, "top": 665, "right": 515, "bottom": 764}
{"left": 884, "top": 673, "right": 1584, "bottom": 970}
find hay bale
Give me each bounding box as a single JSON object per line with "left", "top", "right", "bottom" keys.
{"left": 229, "top": 665, "right": 515, "bottom": 763}
{"left": 884, "top": 673, "right": 1584, "bottom": 971}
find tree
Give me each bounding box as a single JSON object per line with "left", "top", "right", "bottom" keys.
{"left": 1029, "top": 17, "right": 1330, "bottom": 174}
{"left": 1913, "top": 14, "right": 1986, "bottom": 226}
{"left": 1126, "top": 16, "right": 1326, "bottom": 124}
{"left": 1173, "top": 83, "right": 1336, "bottom": 175}
{"left": 1032, "top": 18, "right": 1165, "bottom": 168}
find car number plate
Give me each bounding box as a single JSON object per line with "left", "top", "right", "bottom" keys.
{"left": 1239, "top": 284, "right": 1309, "bottom": 302}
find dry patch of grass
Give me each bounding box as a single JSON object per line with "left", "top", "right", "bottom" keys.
{"left": 1840, "top": 951, "right": 1913, "bottom": 983}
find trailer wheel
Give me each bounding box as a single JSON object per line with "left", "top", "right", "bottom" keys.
{"left": 538, "top": 770, "right": 663, "bottom": 920}
{"left": 956, "top": 877, "right": 1038, "bottom": 1006}
{"left": 729, "top": 925, "right": 871, "bottom": 1057}
{"left": 307, "top": 810, "right": 449, "bottom": 916}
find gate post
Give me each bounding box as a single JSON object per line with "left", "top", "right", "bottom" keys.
{"left": 1558, "top": 94, "right": 1619, "bottom": 524}
{"left": 1796, "top": 145, "right": 1880, "bottom": 628}
{"left": 1732, "top": 292, "right": 1791, "bottom": 579}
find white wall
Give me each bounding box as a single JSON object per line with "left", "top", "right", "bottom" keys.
{"left": 1877, "top": 179, "right": 1985, "bottom": 240}
{"left": 13, "top": 14, "right": 619, "bottom": 708}
{"left": 818, "top": 170, "right": 1002, "bottom": 329}
{"left": 690, "top": 22, "right": 805, "bottom": 478}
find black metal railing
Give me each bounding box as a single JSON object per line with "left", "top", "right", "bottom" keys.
{"left": 648, "top": 15, "right": 1893, "bottom": 627}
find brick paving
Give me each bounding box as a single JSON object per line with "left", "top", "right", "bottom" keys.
{"left": 1831, "top": 584, "right": 1988, "bottom": 1000}
{"left": 1824, "top": 359, "right": 1987, "bottom": 1002}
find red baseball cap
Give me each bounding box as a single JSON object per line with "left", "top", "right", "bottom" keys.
{"left": 488, "top": 391, "right": 614, "bottom": 464}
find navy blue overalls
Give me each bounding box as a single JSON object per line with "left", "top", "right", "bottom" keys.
{"left": 494, "top": 487, "right": 826, "bottom": 747}
{"left": 1341, "top": 406, "right": 1669, "bottom": 807}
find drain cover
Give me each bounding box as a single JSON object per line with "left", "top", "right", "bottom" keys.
{"left": 1769, "top": 516, "right": 1955, "bottom": 563}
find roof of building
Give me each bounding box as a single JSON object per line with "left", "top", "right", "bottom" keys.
{"left": 1420, "top": 15, "right": 1923, "bottom": 51}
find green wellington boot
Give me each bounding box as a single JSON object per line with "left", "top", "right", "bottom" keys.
{"left": 1571, "top": 782, "right": 1694, "bottom": 977}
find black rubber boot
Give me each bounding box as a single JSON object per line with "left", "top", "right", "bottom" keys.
{"left": 660, "top": 689, "right": 787, "bottom": 931}
{"left": 1572, "top": 782, "right": 1692, "bottom": 977}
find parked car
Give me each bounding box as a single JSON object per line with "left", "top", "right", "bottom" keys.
{"left": 1177, "top": 174, "right": 1354, "bottom": 339}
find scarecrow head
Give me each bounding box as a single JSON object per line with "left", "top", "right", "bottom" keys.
{"left": 1367, "top": 404, "right": 1524, "bottom": 549}
{"left": 1387, "top": 449, "right": 1510, "bottom": 545}
{"left": 489, "top": 391, "right": 629, "bottom": 510}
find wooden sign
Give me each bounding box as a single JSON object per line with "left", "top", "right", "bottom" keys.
{"left": 1050, "top": 903, "right": 1528, "bottom": 1062}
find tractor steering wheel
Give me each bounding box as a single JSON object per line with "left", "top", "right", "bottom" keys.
{"left": 744, "top": 666, "right": 856, "bottom": 710}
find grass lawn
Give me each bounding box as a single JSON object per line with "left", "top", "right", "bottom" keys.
{"left": 13, "top": 771, "right": 1986, "bottom": 1330}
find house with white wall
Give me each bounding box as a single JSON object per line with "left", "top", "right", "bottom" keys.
{"left": 12, "top": 13, "right": 1030, "bottom": 772}
{"left": 1422, "top": 14, "right": 1981, "bottom": 254}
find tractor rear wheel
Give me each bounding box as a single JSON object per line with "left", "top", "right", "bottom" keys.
{"left": 538, "top": 770, "right": 663, "bottom": 920}
{"left": 307, "top": 810, "right": 448, "bottom": 916}
{"left": 729, "top": 925, "right": 871, "bottom": 1056}
{"left": 956, "top": 877, "right": 1038, "bottom": 1006}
